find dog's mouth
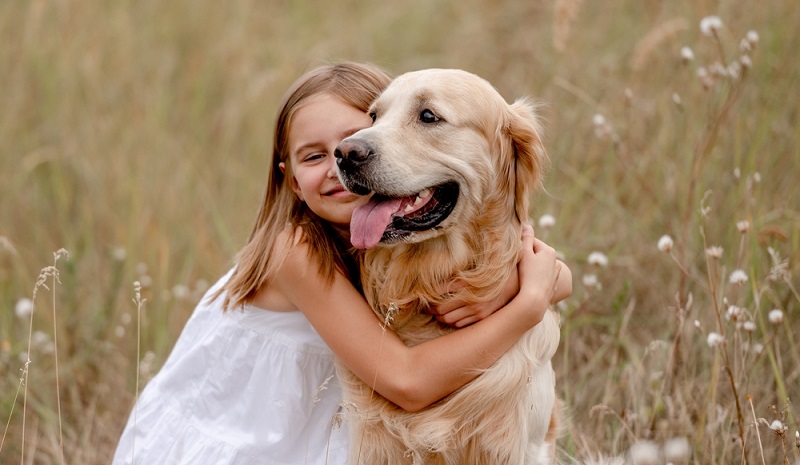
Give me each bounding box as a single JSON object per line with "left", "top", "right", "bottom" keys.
{"left": 350, "top": 181, "right": 459, "bottom": 249}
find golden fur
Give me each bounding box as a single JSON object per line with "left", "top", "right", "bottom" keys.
{"left": 335, "top": 69, "right": 560, "bottom": 465}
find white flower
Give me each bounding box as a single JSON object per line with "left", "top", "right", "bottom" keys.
{"left": 629, "top": 440, "right": 660, "bottom": 465}
{"left": 672, "top": 92, "right": 682, "bottom": 105}
{"left": 707, "top": 332, "right": 724, "bottom": 347}
{"left": 700, "top": 16, "right": 723, "bottom": 36}
{"left": 736, "top": 220, "right": 750, "bottom": 233}
{"left": 733, "top": 167, "right": 741, "bottom": 178}
{"left": 587, "top": 251, "right": 608, "bottom": 267}
{"left": 538, "top": 214, "right": 556, "bottom": 229}
{"left": 663, "top": 436, "right": 691, "bottom": 463}
{"left": 15, "top": 298, "right": 34, "bottom": 319}
{"left": 582, "top": 274, "right": 599, "bottom": 288}
{"left": 729, "top": 269, "right": 748, "bottom": 284}
{"left": 752, "top": 342, "right": 765, "bottom": 354}
{"left": 115, "top": 326, "right": 126, "bottom": 338}
{"left": 680, "top": 46, "right": 695, "bottom": 62}
{"left": 705, "top": 246, "right": 723, "bottom": 259}
{"left": 768, "top": 309, "right": 784, "bottom": 325}
{"left": 592, "top": 114, "right": 606, "bottom": 126}
{"left": 742, "top": 321, "right": 756, "bottom": 332}
{"left": 657, "top": 235, "right": 674, "bottom": 252}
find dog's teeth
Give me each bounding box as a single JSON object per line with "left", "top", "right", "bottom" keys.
{"left": 413, "top": 195, "right": 423, "bottom": 205}
{"left": 419, "top": 188, "right": 431, "bottom": 198}
{"left": 404, "top": 204, "right": 415, "bottom": 212}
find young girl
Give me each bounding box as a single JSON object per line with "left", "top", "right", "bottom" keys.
{"left": 112, "top": 62, "right": 571, "bottom": 465}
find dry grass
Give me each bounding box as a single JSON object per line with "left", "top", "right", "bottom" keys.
{"left": 1, "top": 0, "right": 798, "bottom": 464}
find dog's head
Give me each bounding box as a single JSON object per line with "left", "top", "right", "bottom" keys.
{"left": 336, "top": 69, "right": 548, "bottom": 249}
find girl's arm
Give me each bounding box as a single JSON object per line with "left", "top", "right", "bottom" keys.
{"left": 273, "top": 226, "right": 560, "bottom": 412}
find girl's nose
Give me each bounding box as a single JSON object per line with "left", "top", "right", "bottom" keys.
{"left": 326, "top": 158, "right": 337, "bottom": 178}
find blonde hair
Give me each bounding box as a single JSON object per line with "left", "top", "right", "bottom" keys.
{"left": 219, "top": 62, "right": 392, "bottom": 311}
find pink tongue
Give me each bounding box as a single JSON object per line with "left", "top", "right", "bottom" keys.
{"left": 350, "top": 197, "right": 404, "bottom": 249}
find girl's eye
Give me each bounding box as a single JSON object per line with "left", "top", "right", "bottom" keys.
{"left": 369, "top": 112, "right": 377, "bottom": 123}
{"left": 419, "top": 109, "right": 440, "bottom": 124}
{"left": 304, "top": 153, "right": 325, "bottom": 162}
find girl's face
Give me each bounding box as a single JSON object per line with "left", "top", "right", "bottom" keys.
{"left": 283, "top": 94, "right": 373, "bottom": 236}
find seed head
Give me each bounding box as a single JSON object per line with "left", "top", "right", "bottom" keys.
{"left": 629, "top": 440, "right": 660, "bottom": 465}
{"left": 15, "top": 298, "right": 34, "bottom": 319}
{"left": 663, "top": 436, "right": 691, "bottom": 463}
{"left": 729, "top": 269, "right": 748, "bottom": 285}
{"left": 739, "top": 55, "right": 752, "bottom": 69}
{"left": 707, "top": 332, "right": 724, "bottom": 348}
{"left": 700, "top": 16, "right": 723, "bottom": 36}
{"left": 742, "top": 321, "right": 756, "bottom": 332}
{"left": 658, "top": 235, "right": 674, "bottom": 252}
{"left": 680, "top": 46, "right": 695, "bottom": 63}
{"left": 725, "top": 305, "right": 743, "bottom": 321}
{"left": 736, "top": 220, "right": 750, "bottom": 233}
{"left": 587, "top": 251, "right": 609, "bottom": 267}
{"left": 538, "top": 214, "right": 556, "bottom": 229}
{"left": 582, "top": 273, "right": 600, "bottom": 289}
{"left": 746, "top": 30, "right": 759, "bottom": 46}
{"left": 768, "top": 309, "right": 784, "bottom": 325}
{"left": 769, "top": 420, "right": 786, "bottom": 434}
{"left": 705, "top": 246, "right": 723, "bottom": 259}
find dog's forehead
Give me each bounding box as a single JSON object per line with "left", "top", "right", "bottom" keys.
{"left": 377, "top": 69, "right": 503, "bottom": 113}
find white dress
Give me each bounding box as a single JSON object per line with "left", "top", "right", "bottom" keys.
{"left": 112, "top": 271, "right": 349, "bottom": 465}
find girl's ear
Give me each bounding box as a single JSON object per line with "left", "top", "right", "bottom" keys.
{"left": 279, "top": 162, "right": 304, "bottom": 201}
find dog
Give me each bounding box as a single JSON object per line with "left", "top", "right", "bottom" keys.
{"left": 334, "top": 69, "right": 561, "bottom": 465}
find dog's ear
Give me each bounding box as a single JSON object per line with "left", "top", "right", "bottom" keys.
{"left": 504, "top": 98, "right": 549, "bottom": 223}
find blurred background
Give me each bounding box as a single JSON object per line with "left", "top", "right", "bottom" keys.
{"left": 1, "top": 0, "right": 798, "bottom": 463}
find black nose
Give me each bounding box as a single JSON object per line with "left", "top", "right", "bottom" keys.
{"left": 334, "top": 139, "right": 372, "bottom": 168}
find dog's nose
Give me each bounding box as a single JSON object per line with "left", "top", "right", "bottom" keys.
{"left": 334, "top": 139, "right": 372, "bottom": 168}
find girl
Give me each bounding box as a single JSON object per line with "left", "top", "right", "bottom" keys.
{"left": 112, "top": 62, "right": 570, "bottom": 465}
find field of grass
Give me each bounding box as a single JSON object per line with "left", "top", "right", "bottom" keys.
{"left": 1, "top": 0, "right": 798, "bottom": 463}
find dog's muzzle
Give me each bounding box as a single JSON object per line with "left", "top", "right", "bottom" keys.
{"left": 334, "top": 138, "right": 373, "bottom": 195}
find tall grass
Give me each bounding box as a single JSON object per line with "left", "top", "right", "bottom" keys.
{"left": 1, "top": 0, "right": 798, "bottom": 463}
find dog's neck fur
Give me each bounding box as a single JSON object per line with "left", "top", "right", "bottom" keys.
{"left": 360, "top": 190, "right": 525, "bottom": 342}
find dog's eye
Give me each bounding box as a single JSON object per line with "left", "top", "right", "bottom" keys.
{"left": 369, "top": 112, "right": 377, "bottom": 123}
{"left": 419, "top": 109, "right": 440, "bottom": 124}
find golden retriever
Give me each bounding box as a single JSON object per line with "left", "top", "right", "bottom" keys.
{"left": 334, "top": 69, "right": 560, "bottom": 465}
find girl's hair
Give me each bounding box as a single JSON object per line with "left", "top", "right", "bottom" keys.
{"left": 219, "top": 62, "right": 392, "bottom": 311}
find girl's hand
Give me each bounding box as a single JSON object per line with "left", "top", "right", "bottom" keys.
{"left": 429, "top": 272, "right": 519, "bottom": 328}
{"left": 516, "top": 225, "right": 561, "bottom": 326}
{"left": 429, "top": 225, "right": 570, "bottom": 327}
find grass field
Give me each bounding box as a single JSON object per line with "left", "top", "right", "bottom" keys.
{"left": 1, "top": 0, "right": 799, "bottom": 463}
